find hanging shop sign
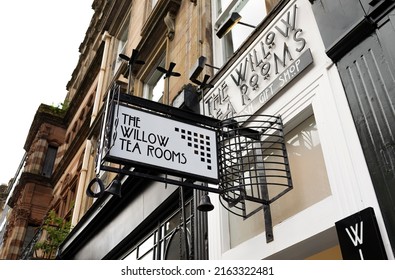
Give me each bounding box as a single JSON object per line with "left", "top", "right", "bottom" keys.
{"left": 92, "top": 88, "right": 293, "bottom": 233}
{"left": 335, "top": 207, "right": 388, "bottom": 260}
{"left": 204, "top": 2, "right": 313, "bottom": 119}
{"left": 103, "top": 100, "right": 219, "bottom": 183}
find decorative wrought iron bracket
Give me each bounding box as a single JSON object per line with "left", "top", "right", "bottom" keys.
{"left": 87, "top": 86, "right": 293, "bottom": 243}
{"left": 217, "top": 115, "right": 293, "bottom": 243}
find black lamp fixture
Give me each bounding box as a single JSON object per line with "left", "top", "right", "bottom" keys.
{"left": 216, "top": 12, "right": 256, "bottom": 39}
{"left": 197, "top": 193, "right": 214, "bottom": 212}
{"left": 105, "top": 174, "right": 122, "bottom": 198}
{"left": 194, "top": 74, "right": 214, "bottom": 92}
{"left": 189, "top": 56, "right": 215, "bottom": 116}
{"left": 157, "top": 62, "right": 181, "bottom": 105}
{"left": 157, "top": 62, "right": 181, "bottom": 79}
{"left": 189, "top": 56, "right": 219, "bottom": 84}
{"left": 86, "top": 174, "right": 123, "bottom": 198}
{"left": 189, "top": 56, "right": 207, "bottom": 83}
{"left": 189, "top": 56, "right": 219, "bottom": 83}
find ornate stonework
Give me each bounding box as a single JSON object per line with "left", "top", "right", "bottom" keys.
{"left": 164, "top": 10, "right": 176, "bottom": 41}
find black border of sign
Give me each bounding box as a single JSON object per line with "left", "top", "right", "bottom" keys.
{"left": 101, "top": 93, "right": 220, "bottom": 185}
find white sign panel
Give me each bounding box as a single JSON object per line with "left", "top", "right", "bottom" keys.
{"left": 107, "top": 104, "right": 219, "bottom": 182}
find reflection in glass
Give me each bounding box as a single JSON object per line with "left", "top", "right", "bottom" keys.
{"left": 164, "top": 226, "right": 191, "bottom": 260}
{"left": 228, "top": 115, "right": 331, "bottom": 248}
{"left": 122, "top": 199, "right": 193, "bottom": 260}
{"left": 138, "top": 234, "right": 155, "bottom": 259}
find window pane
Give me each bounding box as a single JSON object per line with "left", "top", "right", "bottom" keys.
{"left": 144, "top": 55, "right": 165, "bottom": 102}
{"left": 121, "top": 199, "right": 194, "bottom": 260}
{"left": 164, "top": 226, "right": 191, "bottom": 260}
{"left": 164, "top": 212, "right": 181, "bottom": 236}
{"left": 215, "top": 0, "right": 267, "bottom": 63}
{"left": 123, "top": 249, "right": 137, "bottom": 260}
{"left": 151, "top": 73, "right": 165, "bottom": 102}
{"left": 229, "top": 0, "right": 267, "bottom": 52}
{"left": 42, "top": 146, "right": 57, "bottom": 177}
{"left": 138, "top": 234, "right": 155, "bottom": 258}
{"left": 139, "top": 249, "right": 154, "bottom": 260}
{"left": 218, "top": 0, "right": 232, "bottom": 15}
{"left": 112, "top": 17, "right": 129, "bottom": 76}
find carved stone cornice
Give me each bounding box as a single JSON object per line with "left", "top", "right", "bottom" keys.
{"left": 52, "top": 112, "right": 91, "bottom": 185}
{"left": 15, "top": 207, "right": 30, "bottom": 222}
{"left": 164, "top": 10, "right": 177, "bottom": 41}
{"left": 7, "top": 172, "right": 52, "bottom": 208}
{"left": 23, "top": 104, "right": 66, "bottom": 151}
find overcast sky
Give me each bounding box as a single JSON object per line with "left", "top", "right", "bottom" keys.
{"left": 0, "top": 1, "right": 94, "bottom": 184}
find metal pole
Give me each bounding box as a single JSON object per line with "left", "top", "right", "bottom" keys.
{"left": 254, "top": 142, "right": 274, "bottom": 243}
{"left": 179, "top": 186, "right": 190, "bottom": 259}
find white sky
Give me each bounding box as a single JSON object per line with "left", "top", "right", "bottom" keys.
{"left": 0, "top": 1, "right": 94, "bottom": 184}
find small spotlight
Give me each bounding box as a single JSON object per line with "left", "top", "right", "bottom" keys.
{"left": 216, "top": 12, "right": 256, "bottom": 39}
{"left": 189, "top": 56, "right": 207, "bottom": 83}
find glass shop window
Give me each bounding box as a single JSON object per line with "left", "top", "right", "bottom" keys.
{"left": 143, "top": 54, "right": 166, "bottom": 102}
{"left": 123, "top": 199, "right": 193, "bottom": 260}
{"left": 112, "top": 16, "right": 130, "bottom": 76}
{"left": 228, "top": 115, "right": 331, "bottom": 248}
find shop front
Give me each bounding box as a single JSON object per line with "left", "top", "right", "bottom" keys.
{"left": 204, "top": 0, "right": 393, "bottom": 260}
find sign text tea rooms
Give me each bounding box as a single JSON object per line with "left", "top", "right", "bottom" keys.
{"left": 205, "top": 3, "right": 313, "bottom": 119}
{"left": 108, "top": 104, "right": 219, "bottom": 183}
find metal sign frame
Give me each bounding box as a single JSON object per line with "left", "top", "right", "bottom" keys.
{"left": 90, "top": 85, "right": 294, "bottom": 243}
{"left": 105, "top": 102, "right": 219, "bottom": 184}
{"left": 97, "top": 87, "right": 222, "bottom": 192}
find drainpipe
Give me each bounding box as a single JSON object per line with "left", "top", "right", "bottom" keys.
{"left": 71, "top": 31, "right": 112, "bottom": 227}
{"left": 91, "top": 31, "right": 112, "bottom": 123}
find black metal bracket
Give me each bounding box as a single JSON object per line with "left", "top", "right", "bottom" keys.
{"left": 89, "top": 86, "right": 294, "bottom": 244}
{"left": 100, "top": 164, "right": 223, "bottom": 194}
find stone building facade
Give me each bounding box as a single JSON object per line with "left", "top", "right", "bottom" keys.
{"left": 0, "top": 105, "right": 65, "bottom": 259}
{"left": 1, "top": 0, "right": 394, "bottom": 260}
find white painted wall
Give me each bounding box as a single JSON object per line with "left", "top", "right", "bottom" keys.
{"left": 207, "top": 0, "right": 394, "bottom": 260}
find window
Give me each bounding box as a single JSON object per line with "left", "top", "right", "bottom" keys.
{"left": 152, "top": 0, "right": 159, "bottom": 8}
{"left": 144, "top": 0, "right": 160, "bottom": 21}
{"left": 123, "top": 199, "right": 193, "bottom": 260}
{"left": 228, "top": 115, "right": 331, "bottom": 248}
{"left": 213, "top": 0, "right": 280, "bottom": 66}
{"left": 22, "top": 225, "right": 37, "bottom": 251}
{"left": 42, "top": 146, "right": 58, "bottom": 177}
{"left": 63, "top": 180, "right": 77, "bottom": 218}
{"left": 112, "top": 16, "right": 129, "bottom": 76}
{"left": 143, "top": 54, "right": 166, "bottom": 102}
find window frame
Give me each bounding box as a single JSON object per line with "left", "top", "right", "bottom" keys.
{"left": 142, "top": 53, "right": 166, "bottom": 102}
{"left": 212, "top": 0, "right": 281, "bottom": 68}
{"left": 111, "top": 15, "right": 130, "bottom": 77}
{"left": 122, "top": 198, "right": 194, "bottom": 260}
{"left": 41, "top": 145, "right": 58, "bottom": 178}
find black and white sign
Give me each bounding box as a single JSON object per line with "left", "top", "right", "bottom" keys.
{"left": 239, "top": 49, "right": 313, "bottom": 116}
{"left": 107, "top": 104, "right": 219, "bottom": 183}
{"left": 335, "top": 207, "right": 387, "bottom": 260}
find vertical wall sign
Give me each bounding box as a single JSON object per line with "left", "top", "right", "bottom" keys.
{"left": 335, "top": 207, "right": 387, "bottom": 260}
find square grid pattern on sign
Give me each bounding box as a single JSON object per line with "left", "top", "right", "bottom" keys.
{"left": 174, "top": 127, "right": 212, "bottom": 170}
